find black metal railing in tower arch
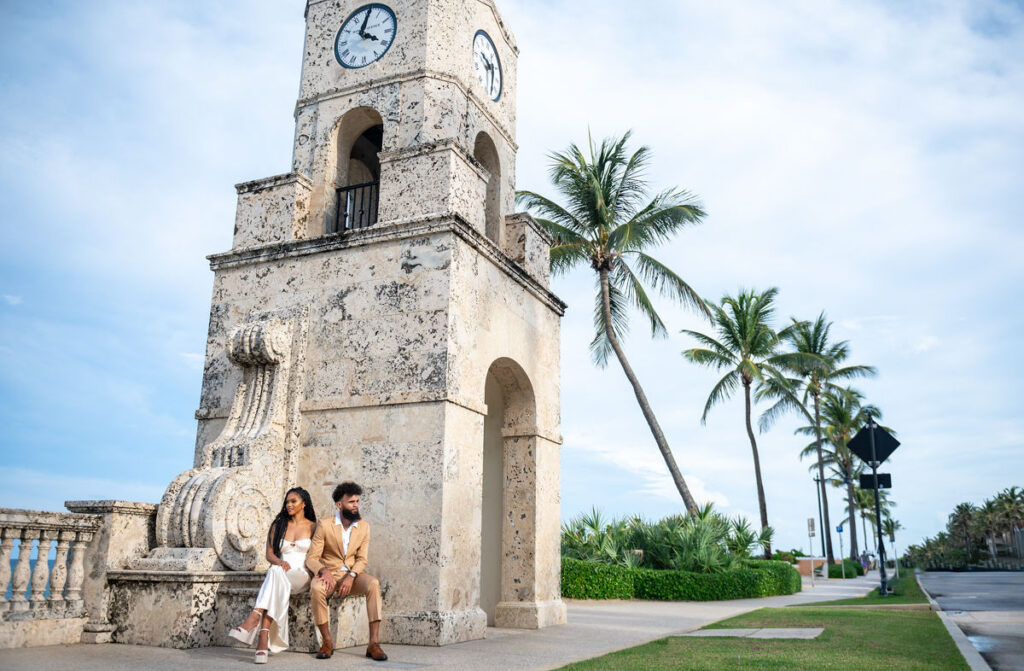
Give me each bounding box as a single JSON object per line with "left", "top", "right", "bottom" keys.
{"left": 333, "top": 180, "right": 379, "bottom": 232}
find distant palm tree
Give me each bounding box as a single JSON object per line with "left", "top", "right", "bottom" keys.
{"left": 517, "top": 131, "right": 709, "bottom": 516}
{"left": 975, "top": 499, "right": 1002, "bottom": 560}
{"left": 797, "top": 388, "right": 881, "bottom": 560}
{"left": 949, "top": 503, "right": 977, "bottom": 566}
{"left": 761, "top": 314, "right": 875, "bottom": 564}
{"left": 681, "top": 287, "right": 807, "bottom": 550}
{"left": 882, "top": 516, "right": 903, "bottom": 576}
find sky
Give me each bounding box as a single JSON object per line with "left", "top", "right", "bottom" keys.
{"left": 1, "top": 0, "right": 1022, "bottom": 558}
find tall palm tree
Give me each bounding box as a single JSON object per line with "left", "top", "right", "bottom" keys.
{"left": 681, "top": 287, "right": 806, "bottom": 548}
{"left": 796, "top": 388, "right": 881, "bottom": 560}
{"left": 949, "top": 502, "right": 977, "bottom": 566}
{"left": 517, "top": 131, "right": 709, "bottom": 515}
{"left": 760, "top": 314, "right": 875, "bottom": 564}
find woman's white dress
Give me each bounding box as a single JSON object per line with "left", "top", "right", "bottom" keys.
{"left": 253, "top": 538, "right": 311, "bottom": 653}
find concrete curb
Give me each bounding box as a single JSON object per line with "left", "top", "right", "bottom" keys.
{"left": 916, "top": 571, "right": 992, "bottom": 671}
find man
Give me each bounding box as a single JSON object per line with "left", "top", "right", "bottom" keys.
{"left": 305, "top": 482, "right": 387, "bottom": 661}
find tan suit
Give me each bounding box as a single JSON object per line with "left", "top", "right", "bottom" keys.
{"left": 305, "top": 516, "right": 382, "bottom": 626}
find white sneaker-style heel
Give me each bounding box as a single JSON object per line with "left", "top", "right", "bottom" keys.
{"left": 254, "top": 628, "right": 271, "bottom": 664}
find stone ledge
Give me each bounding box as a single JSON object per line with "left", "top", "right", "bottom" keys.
{"left": 235, "top": 172, "right": 312, "bottom": 195}
{"left": 207, "top": 215, "right": 566, "bottom": 316}
{"left": 64, "top": 500, "right": 158, "bottom": 516}
{"left": 0, "top": 508, "right": 102, "bottom": 531}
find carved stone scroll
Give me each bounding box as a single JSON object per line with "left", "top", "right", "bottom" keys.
{"left": 148, "top": 318, "right": 295, "bottom": 571}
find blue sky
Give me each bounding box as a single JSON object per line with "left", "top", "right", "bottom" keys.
{"left": 1, "top": 0, "right": 1022, "bottom": 556}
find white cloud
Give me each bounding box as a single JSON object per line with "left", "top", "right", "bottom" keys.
{"left": 913, "top": 336, "right": 939, "bottom": 353}
{"left": 2, "top": 295, "right": 22, "bottom": 305}
{"left": 179, "top": 352, "right": 205, "bottom": 371}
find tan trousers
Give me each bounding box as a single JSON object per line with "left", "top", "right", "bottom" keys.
{"left": 310, "top": 571, "right": 382, "bottom": 626}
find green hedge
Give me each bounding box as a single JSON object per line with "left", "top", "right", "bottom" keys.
{"left": 561, "top": 557, "right": 634, "bottom": 599}
{"left": 828, "top": 559, "right": 864, "bottom": 578}
{"left": 562, "top": 558, "right": 801, "bottom": 601}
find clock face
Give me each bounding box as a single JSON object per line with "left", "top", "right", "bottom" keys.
{"left": 472, "top": 30, "right": 502, "bottom": 101}
{"left": 335, "top": 3, "right": 397, "bottom": 69}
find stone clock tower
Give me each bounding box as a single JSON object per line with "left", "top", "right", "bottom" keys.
{"left": 115, "top": 0, "right": 566, "bottom": 649}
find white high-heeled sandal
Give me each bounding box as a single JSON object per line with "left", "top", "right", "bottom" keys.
{"left": 254, "top": 628, "right": 270, "bottom": 664}
{"left": 228, "top": 612, "right": 260, "bottom": 646}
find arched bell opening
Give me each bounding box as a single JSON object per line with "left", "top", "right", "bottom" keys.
{"left": 327, "top": 107, "right": 384, "bottom": 233}
{"left": 473, "top": 131, "right": 502, "bottom": 244}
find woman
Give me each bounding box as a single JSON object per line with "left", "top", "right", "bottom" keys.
{"left": 228, "top": 487, "right": 317, "bottom": 663}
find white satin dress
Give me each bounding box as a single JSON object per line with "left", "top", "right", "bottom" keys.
{"left": 253, "top": 538, "right": 311, "bottom": 653}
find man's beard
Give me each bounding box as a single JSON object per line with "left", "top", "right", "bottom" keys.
{"left": 342, "top": 508, "right": 361, "bottom": 522}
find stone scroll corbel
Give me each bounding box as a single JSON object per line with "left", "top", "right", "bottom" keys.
{"left": 143, "top": 319, "right": 295, "bottom": 571}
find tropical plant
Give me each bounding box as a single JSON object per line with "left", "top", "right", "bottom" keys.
{"left": 560, "top": 505, "right": 772, "bottom": 574}
{"left": 796, "top": 387, "right": 882, "bottom": 560}
{"left": 518, "top": 131, "right": 709, "bottom": 515}
{"left": 759, "top": 314, "right": 875, "bottom": 565}
{"left": 949, "top": 502, "right": 977, "bottom": 562}
{"left": 681, "top": 287, "right": 807, "bottom": 551}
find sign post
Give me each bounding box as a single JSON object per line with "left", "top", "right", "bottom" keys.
{"left": 837, "top": 524, "right": 845, "bottom": 578}
{"left": 847, "top": 414, "right": 900, "bottom": 597}
{"left": 808, "top": 517, "right": 817, "bottom": 585}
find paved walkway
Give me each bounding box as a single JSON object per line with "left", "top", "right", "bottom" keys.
{"left": 919, "top": 571, "right": 1024, "bottom": 671}
{"left": 0, "top": 574, "right": 876, "bottom": 671}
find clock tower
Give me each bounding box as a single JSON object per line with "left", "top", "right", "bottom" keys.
{"left": 131, "top": 0, "right": 566, "bottom": 648}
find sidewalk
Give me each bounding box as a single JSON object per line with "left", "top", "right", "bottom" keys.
{"left": 0, "top": 574, "right": 877, "bottom": 671}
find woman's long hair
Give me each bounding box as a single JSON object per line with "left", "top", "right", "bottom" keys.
{"left": 269, "top": 487, "right": 316, "bottom": 556}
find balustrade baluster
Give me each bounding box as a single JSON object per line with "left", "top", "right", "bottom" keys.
{"left": 47, "top": 530, "right": 72, "bottom": 614}
{"left": 64, "top": 530, "right": 91, "bottom": 615}
{"left": 10, "top": 529, "right": 36, "bottom": 611}
{"left": 0, "top": 528, "right": 14, "bottom": 610}
{"left": 29, "top": 530, "right": 54, "bottom": 610}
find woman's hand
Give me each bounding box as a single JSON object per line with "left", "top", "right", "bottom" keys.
{"left": 280, "top": 561, "right": 292, "bottom": 572}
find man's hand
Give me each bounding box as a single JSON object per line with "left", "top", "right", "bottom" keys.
{"left": 335, "top": 574, "right": 355, "bottom": 597}
{"left": 317, "top": 568, "right": 336, "bottom": 593}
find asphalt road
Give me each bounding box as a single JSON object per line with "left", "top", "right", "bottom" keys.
{"left": 919, "top": 571, "right": 1024, "bottom": 671}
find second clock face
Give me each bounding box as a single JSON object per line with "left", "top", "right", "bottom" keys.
{"left": 472, "top": 30, "right": 502, "bottom": 101}
{"left": 335, "top": 3, "right": 397, "bottom": 69}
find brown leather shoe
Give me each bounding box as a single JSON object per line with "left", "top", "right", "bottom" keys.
{"left": 314, "top": 639, "right": 333, "bottom": 659}
{"left": 365, "top": 642, "right": 388, "bottom": 661}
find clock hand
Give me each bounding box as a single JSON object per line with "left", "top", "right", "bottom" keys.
{"left": 359, "top": 7, "right": 371, "bottom": 38}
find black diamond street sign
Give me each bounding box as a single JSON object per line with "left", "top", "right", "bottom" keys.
{"left": 847, "top": 425, "right": 900, "bottom": 464}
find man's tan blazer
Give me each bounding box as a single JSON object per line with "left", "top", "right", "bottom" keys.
{"left": 305, "top": 516, "right": 370, "bottom": 578}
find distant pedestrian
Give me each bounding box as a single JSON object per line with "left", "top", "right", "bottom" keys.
{"left": 860, "top": 552, "right": 869, "bottom": 572}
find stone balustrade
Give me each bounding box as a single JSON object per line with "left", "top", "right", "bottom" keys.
{"left": 0, "top": 508, "right": 101, "bottom": 622}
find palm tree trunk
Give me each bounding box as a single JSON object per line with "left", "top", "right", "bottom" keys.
{"left": 812, "top": 394, "right": 835, "bottom": 564}
{"left": 599, "top": 268, "right": 698, "bottom": 517}
{"left": 743, "top": 382, "right": 771, "bottom": 558}
{"left": 847, "top": 474, "right": 859, "bottom": 560}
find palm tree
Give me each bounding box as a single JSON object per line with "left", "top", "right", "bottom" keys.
{"left": 796, "top": 388, "right": 881, "bottom": 560}
{"left": 681, "top": 287, "right": 806, "bottom": 549}
{"left": 949, "top": 502, "right": 977, "bottom": 566}
{"left": 517, "top": 132, "right": 709, "bottom": 515}
{"left": 760, "top": 314, "right": 875, "bottom": 565}
{"left": 882, "top": 516, "right": 903, "bottom": 577}
{"left": 996, "top": 486, "right": 1024, "bottom": 559}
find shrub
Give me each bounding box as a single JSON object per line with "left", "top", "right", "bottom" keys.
{"left": 561, "top": 557, "right": 633, "bottom": 599}
{"left": 564, "top": 558, "right": 801, "bottom": 601}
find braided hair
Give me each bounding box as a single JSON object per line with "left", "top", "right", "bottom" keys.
{"left": 268, "top": 487, "right": 316, "bottom": 557}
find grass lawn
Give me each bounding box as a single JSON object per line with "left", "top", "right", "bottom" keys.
{"left": 557, "top": 601, "right": 966, "bottom": 670}
{"left": 800, "top": 571, "right": 928, "bottom": 607}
